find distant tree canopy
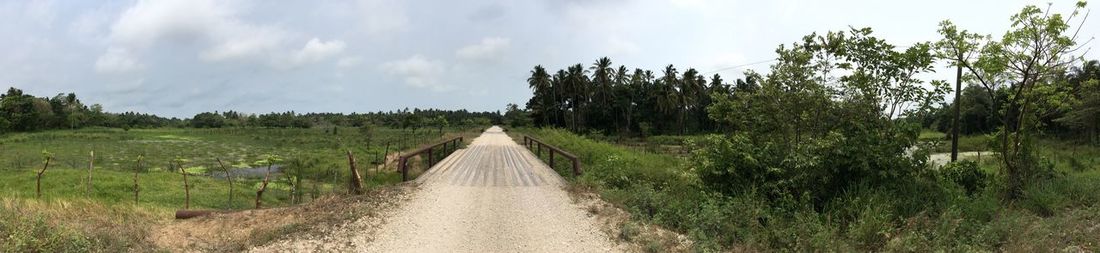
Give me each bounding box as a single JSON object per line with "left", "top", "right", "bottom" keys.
{"left": 0, "top": 87, "right": 181, "bottom": 133}
{"left": 525, "top": 57, "right": 738, "bottom": 136}
{"left": 0, "top": 87, "right": 504, "bottom": 134}
{"left": 187, "top": 108, "right": 502, "bottom": 130}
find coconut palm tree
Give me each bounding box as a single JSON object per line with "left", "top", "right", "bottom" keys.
{"left": 527, "top": 65, "right": 552, "bottom": 126}
{"left": 657, "top": 65, "right": 681, "bottom": 132}
{"left": 589, "top": 57, "right": 615, "bottom": 131}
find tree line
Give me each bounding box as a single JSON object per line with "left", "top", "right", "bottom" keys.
{"left": 0, "top": 87, "right": 181, "bottom": 133}
{"left": 1, "top": 87, "right": 504, "bottom": 134}
{"left": 524, "top": 58, "right": 752, "bottom": 137}
{"left": 188, "top": 108, "right": 502, "bottom": 129}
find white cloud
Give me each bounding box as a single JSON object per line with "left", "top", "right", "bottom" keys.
{"left": 200, "top": 26, "right": 287, "bottom": 62}
{"left": 605, "top": 36, "right": 641, "bottom": 56}
{"left": 287, "top": 38, "right": 346, "bottom": 65}
{"left": 103, "top": 0, "right": 288, "bottom": 65}
{"left": 25, "top": 0, "right": 56, "bottom": 28}
{"left": 455, "top": 37, "right": 511, "bottom": 62}
{"left": 95, "top": 47, "right": 142, "bottom": 73}
{"left": 337, "top": 57, "right": 363, "bottom": 68}
{"left": 358, "top": 0, "right": 409, "bottom": 35}
{"left": 68, "top": 8, "right": 111, "bottom": 43}
{"left": 380, "top": 55, "right": 446, "bottom": 90}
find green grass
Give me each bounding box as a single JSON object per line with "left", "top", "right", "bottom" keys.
{"left": 516, "top": 127, "right": 1100, "bottom": 252}
{"left": 927, "top": 131, "right": 993, "bottom": 153}
{"left": 0, "top": 126, "right": 476, "bottom": 252}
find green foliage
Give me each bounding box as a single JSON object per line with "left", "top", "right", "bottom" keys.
{"left": 941, "top": 160, "right": 990, "bottom": 195}
{"left": 521, "top": 126, "right": 1100, "bottom": 252}
{"left": 502, "top": 103, "right": 531, "bottom": 128}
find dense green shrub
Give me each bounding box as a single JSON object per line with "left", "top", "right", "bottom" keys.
{"left": 941, "top": 160, "right": 990, "bottom": 195}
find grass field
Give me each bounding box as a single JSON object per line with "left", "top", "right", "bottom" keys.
{"left": 0, "top": 126, "right": 476, "bottom": 251}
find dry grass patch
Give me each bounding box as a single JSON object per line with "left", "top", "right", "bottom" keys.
{"left": 566, "top": 184, "right": 693, "bottom": 253}
{"left": 151, "top": 186, "right": 410, "bottom": 252}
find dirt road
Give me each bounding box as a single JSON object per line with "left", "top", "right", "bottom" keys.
{"left": 929, "top": 151, "right": 994, "bottom": 167}
{"left": 253, "top": 126, "right": 620, "bottom": 252}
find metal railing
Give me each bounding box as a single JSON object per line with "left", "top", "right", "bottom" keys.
{"left": 399, "top": 136, "right": 464, "bottom": 181}
{"left": 521, "top": 135, "right": 581, "bottom": 177}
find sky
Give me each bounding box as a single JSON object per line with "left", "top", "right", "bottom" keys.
{"left": 1, "top": 0, "right": 1097, "bottom": 118}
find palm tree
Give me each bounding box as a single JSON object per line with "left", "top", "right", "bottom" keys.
{"left": 527, "top": 65, "right": 552, "bottom": 126}
{"left": 612, "top": 65, "right": 631, "bottom": 134}
{"left": 657, "top": 65, "right": 681, "bottom": 133}
{"left": 552, "top": 70, "right": 568, "bottom": 127}
{"left": 589, "top": 57, "right": 615, "bottom": 131}
{"left": 678, "top": 68, "right": 702, "bottom": 134}
{"left": 565, "top": 64, "right": 589, "bottom": 131}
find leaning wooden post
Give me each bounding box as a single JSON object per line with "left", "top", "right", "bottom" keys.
{"left": 87, "top": 151, "right": 94, "bottom": 196}
{"left": 347, "top": 150, "right": 364, "bottom": 195}
{"left": 216, "top": 158, "right": 233, "bottom": 208}
{"left": 36, "top": 153, "right": 52, "bottom": 200}
{"left": 177, "top": 161, "right": 191, "bottom": 209}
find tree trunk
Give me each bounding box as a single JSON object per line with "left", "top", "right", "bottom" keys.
{"left": 951, "top": 65, "right": 962, "bottom": 162}
{"left": 36, "top": 156, "right": 51, "bottom": 199}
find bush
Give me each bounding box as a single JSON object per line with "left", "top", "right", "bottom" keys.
{"left": 940, "top": 160, "right": 990, "bottom": 195}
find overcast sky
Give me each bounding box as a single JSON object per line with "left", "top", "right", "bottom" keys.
{"left": 2, "top": 0, "right": 1096, "bottom": 118}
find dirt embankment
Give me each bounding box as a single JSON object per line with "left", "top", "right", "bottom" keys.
{"left": 152, "top": 186, "right": 411, "bottom": 252}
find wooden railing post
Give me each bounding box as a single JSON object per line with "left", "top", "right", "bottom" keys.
{"left": 549, "top": 150, "right": 555, "bottom": 169}
{"left": 400, "top": 157, "right": 409, "bottom": 181}
{"left": 427, "top": 147, "right": 434, "bottom": 167}
{"left": 572, "top": 158, "right": 581, "bottom": 177}
{"left": 537, "top": 143, "right": 542, "bottom": 158}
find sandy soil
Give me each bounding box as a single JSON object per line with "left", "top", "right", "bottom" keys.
{"left": 251, "top": 126, "right": 623, "bottom": 252}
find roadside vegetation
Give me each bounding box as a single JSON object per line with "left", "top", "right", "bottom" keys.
{"left": 514, "top": 2, "right": 1099, "bottom": 251}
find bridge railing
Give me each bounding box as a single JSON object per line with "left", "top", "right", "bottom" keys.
{"left": 521, "top": 135, "right": 581, "bottom": 177}
{"left": 399, "top": 136, "right": 464, "bottom": 181}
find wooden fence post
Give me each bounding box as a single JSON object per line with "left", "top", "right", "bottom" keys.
{"left": 347, "top": 150, "right": 364, "bottom": 195}
{"left": 177, "top": 161, "right": 191, "bottom": 209}
{"left": 216, "top": 158, "right": 233, "bottom": 208}
{"left": 134, "top": 156, "right": 143, "bottom": 204}
{"left": 549, "top": 151, "right": 555, "bottom": 169}
{"left": 400, "top": 157, "right": 409, "bottom": 181}
{"left": 427, "top": 147, "right": 434, "bottom": 167}
{"left": 36, "top": 155, "right": 51, "bottom": 199}
{"left": 256, "top": 162, "right": 273, "bottom": 209}
{"left": 87, "top": 151, "right": 94, "bottom": 196}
